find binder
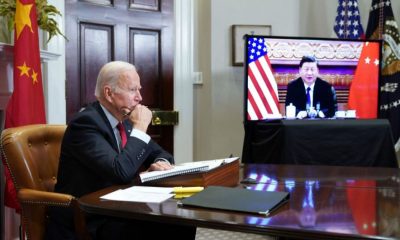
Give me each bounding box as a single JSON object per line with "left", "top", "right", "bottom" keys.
{"left": 141, "top": 158, "right": 240, "bottom": 187}
{"left": 178, "top": 186, "right": 289, "bottom": 215}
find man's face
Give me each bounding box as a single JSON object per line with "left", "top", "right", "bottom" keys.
{"left": 299, "top": 62, "right": 319, "bottom": 85}
{"left": 106, "top": 70, "right": 142, "bottom": 119}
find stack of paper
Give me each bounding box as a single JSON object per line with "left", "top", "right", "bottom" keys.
{"left": 100, "top": 186, "right": 205, "bottom": 202}
{"left": 100, "top": 186, "right": 174, "bottom": 203}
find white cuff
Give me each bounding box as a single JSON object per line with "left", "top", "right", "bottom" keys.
{"left": 154, "top": 158, "right": 169, "bottom": 163}
{"left": 130, "top": 128, "right": 150, "bottom": 143}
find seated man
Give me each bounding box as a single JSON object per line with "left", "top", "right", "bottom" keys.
{"left": 45, "top": 61, "right": 196, "bottom": 239}
{"left": 285, "top": 55, "right": 337, "bottom": 118}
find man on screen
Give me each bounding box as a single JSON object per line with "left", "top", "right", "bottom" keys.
{"left": 285, "top": 56, "right": 337, "bottom": 119}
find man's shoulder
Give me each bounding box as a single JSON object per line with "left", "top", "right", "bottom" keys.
{"left": 287, "top": 78, "right": 303, "bottom": 89}
{"left": 68, "top": 102, "right": 104, "bottom": 125}
{"left": 288, "top": 77, "right": 302, "bottom": 85}
{"left": 315, "top": 78, "right": 332, "bottom": 87}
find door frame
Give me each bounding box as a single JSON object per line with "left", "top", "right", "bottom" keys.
{"left": 173, "top": 0, "right": 194, "bottom": 164}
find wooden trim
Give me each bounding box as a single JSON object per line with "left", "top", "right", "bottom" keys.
{"left": 231, "top": 25, "right": 271, "bottom": 66}
{"left": 173, "top": 0, "right": 194, "bottom": 163}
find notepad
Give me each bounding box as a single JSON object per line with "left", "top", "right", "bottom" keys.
{"left": 178, "top": 186, "right": 289, "bottom": 215}
{"left": 139, "top": 164, "right": 209, "bottom": 183}
{"left": 139, "top": 157, "right": 239, "bottom": 184}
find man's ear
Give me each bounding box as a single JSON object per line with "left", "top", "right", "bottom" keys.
{"left": 104, "top": 86, "right": 113, "bottom": 102}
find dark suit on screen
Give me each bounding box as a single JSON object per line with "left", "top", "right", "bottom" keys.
{"left": 285, "top": 77, "right": 337, "bottom": 118}
{"left": 45, "top": 101, "right": 194, "bottom": 239}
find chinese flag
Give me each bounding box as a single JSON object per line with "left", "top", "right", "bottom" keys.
{"left": 346, "top": 180, "right": 377, "bottom": 235}
{"left": 347, "top": 42, "right": 380, "bottom": 118}
{"left": 2, "top": 0, "right": 46, "bottom": 211}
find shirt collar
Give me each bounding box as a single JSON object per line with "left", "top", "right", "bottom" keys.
{"left": 304, "top": 82, "right": 315, "bottom": 91}
{"left": 100, "top": 103, "right": 119, "bottom": 128}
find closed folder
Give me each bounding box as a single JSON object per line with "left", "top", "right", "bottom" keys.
{"left": 178, "top": 186, "right": 289, "bottom": 215}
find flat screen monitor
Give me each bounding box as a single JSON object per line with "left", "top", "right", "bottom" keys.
{"left": 244, "top": 35, "right": 382, "bottom": 121}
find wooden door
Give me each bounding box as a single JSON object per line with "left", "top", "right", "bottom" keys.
{"left": 65, "top": 0, "right": 174, "bottom": 153}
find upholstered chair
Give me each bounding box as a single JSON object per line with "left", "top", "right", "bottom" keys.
{"left": 1, "top": 124, "right": 88, "bottom": 240}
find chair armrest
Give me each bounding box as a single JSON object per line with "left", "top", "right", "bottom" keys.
{"left": 18, "top": 189, "right": 91, "bottom": 239}
{"left": 17, "top": 188, "right": 75, "bottom": 207}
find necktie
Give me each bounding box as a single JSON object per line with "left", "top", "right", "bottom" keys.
{"left": 306, "top": 87, "right": 311, "bottom": 109}
{"left": 117, "top": 122, "right": 127, "bottom": 148}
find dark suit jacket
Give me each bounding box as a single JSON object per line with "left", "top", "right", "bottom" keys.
{"left": 46, "top": 101, "right": 173, "bottom": 239}
{"left": 285, "top": 78, "right": 337, "bottom": 118}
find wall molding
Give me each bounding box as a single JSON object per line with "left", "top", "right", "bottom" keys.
{"left": 174, "top": 0, "right": 194, "bottom": 163}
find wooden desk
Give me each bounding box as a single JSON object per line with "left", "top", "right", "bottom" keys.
{"left": 242, "top": 119, "right": 398, "bottom": 167}
{"left": 79, "top": 164, "right": 400, "bottom": 240}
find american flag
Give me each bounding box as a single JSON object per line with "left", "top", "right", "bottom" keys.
{"left": 247, "top": 37, "right": 280, "bottom": 120}
{"left": 334, "top": 0, "right": 364, "bottom": 39}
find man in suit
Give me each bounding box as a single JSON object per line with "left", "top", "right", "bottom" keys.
{"left": 285, "top": 56, "right": 337, "bottom": 118}
{"left": 46, "top": 61, "right": 196, "bottom": 239}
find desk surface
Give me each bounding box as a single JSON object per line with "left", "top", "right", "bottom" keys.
{"left": 79, "top": 164, "right": 400, "bottom": 240}
{"left": 242, "top": 119, "right": 398, "bottom": 167}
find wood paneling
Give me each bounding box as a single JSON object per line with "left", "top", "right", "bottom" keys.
{"left": 66, "top": 0, "right": 174, "bottom": 152}
{"left": 80, "top": 0, "right": 113, "bottom": 6}
{"left": 129, "top": 0, "right": 159, "bottom": 11}
{"left": 79, "top": 23, "right": 114, "bottom": 106}
{"left": 129, "top": 29, "right": 160, "bottom": 107}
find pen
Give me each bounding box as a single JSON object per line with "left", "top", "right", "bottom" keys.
{"left": 173, "top": 186, "right": 204, "bottom": 194}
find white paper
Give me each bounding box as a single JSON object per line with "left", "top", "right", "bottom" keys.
{"left": 100, "top": 187, "right": 174, "bottom": 203}
{"left": 180, "top": 157, "right": 239, "bottom": 170}
{"left": 139, "top": 164, "right": 209, "bottom": 182}
{"left": 124, "top": 186, "right": 173, "bottom": 194}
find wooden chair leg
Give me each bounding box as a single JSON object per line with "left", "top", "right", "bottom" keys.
{"left": 19, "top": 214, "right": 25, "bottom": 240}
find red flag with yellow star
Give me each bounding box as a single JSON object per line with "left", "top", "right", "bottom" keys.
{"left": 347, "top": 42, "right": 380, "bottom": 118}
{"left": 3, "top": 0, "right": 46, "bottom": 211}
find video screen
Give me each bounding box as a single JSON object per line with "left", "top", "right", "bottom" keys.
{"left": 245, "top": 36, "right": 382, "bottom": 121}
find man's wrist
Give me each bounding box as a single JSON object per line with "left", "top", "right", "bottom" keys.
{"left": 130, "top": 128, "right": 150, "bottom": 143}
{"left": 154, "top": 158, "right": 169, "bottom": 163}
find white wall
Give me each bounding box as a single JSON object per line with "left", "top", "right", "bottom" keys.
{"left": 193, "top": 0, "right": 400, "bottom": 161}
{"left": 44, "top": 0, "right": 66, "bottom": 124}
{"left": 193, "top": 0, "right": 301, "bottom": 160}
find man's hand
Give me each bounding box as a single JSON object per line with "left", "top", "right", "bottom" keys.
{"left": 146, "top": 161, "right": 173, "bottom": 172}
{"left": 297, "top": 111, "right": 308, "bottom": 119}
{"left": 128, "top": 104, "right": 152, "bottom": 132}
{"left": 308, "top": 108, "right": 317, "bottom": 118}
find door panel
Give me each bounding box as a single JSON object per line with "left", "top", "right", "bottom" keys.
{"left": 130, "top": 0, "right": 159, "bottom": 10}
{"left": 80, "top": 23, "right": 114, "bottom": 106}
{"left": 66, "top": 0, "right": 174, "bottom": 152}
{"left": 129, "top": 29, "right": 160, "bottom": 107}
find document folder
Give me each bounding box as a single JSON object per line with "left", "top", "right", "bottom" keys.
{"left": 178, "top": 186, "right": 289, "bottom": 215}
{"left": 142, "top": 158, "right": 240, "bottom": 187}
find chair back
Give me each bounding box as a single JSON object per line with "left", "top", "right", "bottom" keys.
{"left": 1, "top": 124, "right": 67, "bottom": 240}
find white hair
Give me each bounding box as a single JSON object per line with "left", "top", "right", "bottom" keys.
{"left": 94, "top": 61, "right": 136, "bottom": 98}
